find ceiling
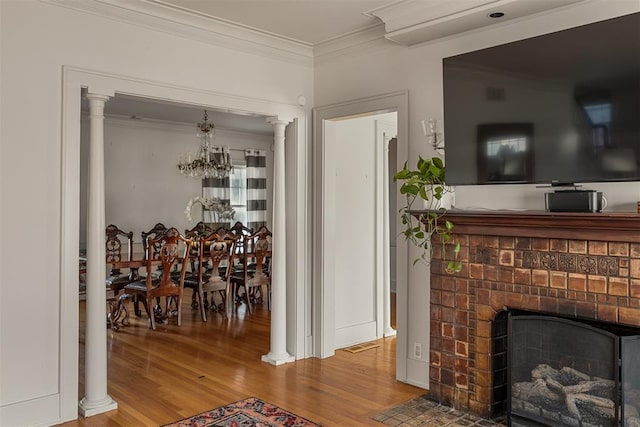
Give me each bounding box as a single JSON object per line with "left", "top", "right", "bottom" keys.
{"left": 103, "top": 95, "right": 274, "bottom": 134}
{"left": 152, "top": 0, "right": 391, "bottom": 45}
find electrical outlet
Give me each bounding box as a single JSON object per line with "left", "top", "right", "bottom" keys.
{"left": 413, "top": 342, "right": 422, "bottom": 359}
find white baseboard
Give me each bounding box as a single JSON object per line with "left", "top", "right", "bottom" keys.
{"left": 0, "top": 394, "right": 61, "bottom": 427}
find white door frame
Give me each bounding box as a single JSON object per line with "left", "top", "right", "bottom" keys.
{"left": 59, "top": 66, "right": 309, "bottom": 421}
{"left": 312, "top": 91, "right": 409, "bottom": 381}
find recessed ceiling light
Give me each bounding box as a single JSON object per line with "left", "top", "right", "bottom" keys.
{"left": 488, "top": 11, "right": 505, "bottom": 18}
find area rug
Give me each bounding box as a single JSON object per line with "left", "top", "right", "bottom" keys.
{"left": 163, "top": 397, "right": 322, "bottom": 427}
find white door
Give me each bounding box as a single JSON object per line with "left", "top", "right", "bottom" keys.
{"left": 324, "top": 113, "right": 397, "bottom": 349}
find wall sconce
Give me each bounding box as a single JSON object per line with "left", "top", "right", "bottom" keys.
{"left": 422, "top": 118, "right": 444, "bottom": 151}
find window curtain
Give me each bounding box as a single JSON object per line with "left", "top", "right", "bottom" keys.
{"left": 245, "top": 149, "right": 267, "bottom": 231}
{"left": 202, "top": 146, "right": 231, "bottom": 226}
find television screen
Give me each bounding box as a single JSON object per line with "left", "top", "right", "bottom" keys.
{"left": 443, "top": 13, "right": 640, "bottom": 186}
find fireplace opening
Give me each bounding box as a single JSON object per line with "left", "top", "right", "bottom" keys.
{"left": 492, "top": 311, "right": 640, "bottom": 426}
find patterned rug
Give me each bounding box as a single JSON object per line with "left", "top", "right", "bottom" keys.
{"left": 163, "top": 397, "right": 322, "bottom": 427}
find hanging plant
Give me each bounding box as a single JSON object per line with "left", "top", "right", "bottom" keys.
{"left": 394, "top": 156, "right": 461, "bottom": 273}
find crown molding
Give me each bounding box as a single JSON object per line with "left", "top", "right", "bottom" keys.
{"left": 367, "top": 0, "right": 587, "bottom": 46}
{"left": 314, "top": 24, "right": 398, "bottom": 65}
{"left": 40, "top": 0, "right": 313, "bottom": 67}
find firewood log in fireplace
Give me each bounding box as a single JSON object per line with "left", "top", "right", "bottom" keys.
{"left": 545, "top": 376, "right": 616, "bottom": 401}
{"left": 512, "top": 378, "right": 566, "bottom": 412}
{"left": 565, "top": 393, "right": 615, "bottom": 425}
{"left": 513, "top": 364, "right": 617, "bottom": 426}
{"left": 532, "top": 364, "right": 590, "bottom": 385}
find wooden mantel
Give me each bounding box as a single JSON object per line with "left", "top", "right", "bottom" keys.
{"left": 411, "top": 209, "right": 640, "bottom": 243}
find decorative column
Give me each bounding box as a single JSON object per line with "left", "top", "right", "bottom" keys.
{"left": 79, "top": 93, "right": 118, "bottom": 417}
{"left": 383, "top": 136, "right": 396, "bottom": 337}
{"left": 262, "top": 118, "right": 295, "bottom": 365}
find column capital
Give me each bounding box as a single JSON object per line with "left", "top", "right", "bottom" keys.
{"left": 85, "top": 93, "right": 112, "bottom": 102}
{"left": 266, "top": 117, "right": 293, "bottom": 127}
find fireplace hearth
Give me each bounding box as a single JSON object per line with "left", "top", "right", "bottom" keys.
{"left": 426, "top": 211, "right": 640, "bottom": 423}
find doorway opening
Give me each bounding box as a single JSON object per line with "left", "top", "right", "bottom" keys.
{"left": 312, "top": 91, "right": 409, "bottom": 383}
{"left": 62, "top": 67, "right": 310, "bottom": 419}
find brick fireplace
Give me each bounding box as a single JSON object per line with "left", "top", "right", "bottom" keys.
{"left": 427, "top": 210, "right": 640, "bottom": 419}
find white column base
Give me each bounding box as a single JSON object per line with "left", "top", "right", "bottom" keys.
{"left": 261, "top": 352, "right": 295, "bottom": 366}
{"left": 384, "top": 328, "right": 397, "bottom": 337}
{"left": 78, "top": 396, "right": 118, "bottom": 417}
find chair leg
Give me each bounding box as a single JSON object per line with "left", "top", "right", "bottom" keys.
{"left": 136, "top": 294, "right": 151, "bottom": 321}
{"left": 107, "top": 299, "right": 117, "bottom": 329}
{"left": 133, "top": 297, "right": 141, "bottom": 317}
{"left": 224, "top": 283, "right": 232, "bottom": 317}
{"left": 176, "top": 295, "right": 182, "bottom": 326}
{"left": 267, "top": 284, "right": 271, "bottom": 311}
{"left": 199, "top": 286, "right": 207, "bottom": 322}
{"left": 191, "top": 289, "right": 199, "bottom": 309}
{"left": 119, "top": 296, "right": 130, "bottom": 325}
{"left": 148, "top": 296, "right": 156, "bottom": 330}
{"left": 218, "top": 290, "right": 226, "bottom": 314}
{"left": 244, "top": 285, "right": 253, "bottom": 314}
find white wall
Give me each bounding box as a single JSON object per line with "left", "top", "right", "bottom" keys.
{"left": 314, "top": 0, "right": 640, "bottom": 389}
{"left": 80, "top": 116, "right": 273, "bottom": 251}
{"left": 0, "top": 1, "right": 311, "bottom": 425}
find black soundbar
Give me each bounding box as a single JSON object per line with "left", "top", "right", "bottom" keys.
{"left": 545, "top": 190, "right": 604, "bottom": 213}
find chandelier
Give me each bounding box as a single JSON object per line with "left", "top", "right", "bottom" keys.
{"left": 176, "top": 110, "right": 233, "bottom": 179}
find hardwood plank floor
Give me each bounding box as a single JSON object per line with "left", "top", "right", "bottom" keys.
{"left": 57, "top": 292, "right": 423, "bottom": 426}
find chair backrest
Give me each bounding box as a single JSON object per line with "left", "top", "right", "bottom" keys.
{"left": 198, "top": 230, "right": 237, "bottom": 286}
{"left": 230, "top": 221, "right": 253, "bottom": 255}
{"left": 145, "top": 227, "right": 192, "bottom": 293}
{"left": 141, "top": 222, "right": 167, "bottom": 261}
{"left": 184, "top": 221, "right": 214, "bottom": 240}
{"left": 105, "top": 224, "right": 133, "bottom": 275}
{"left": 230, "top": 221, "right": 252, "bottom": 237}
{"left": 240, "top": 225, "right": 272, "bottom": 282}
{"left": 185, "top": 221, "right": 215, "bottom": 260}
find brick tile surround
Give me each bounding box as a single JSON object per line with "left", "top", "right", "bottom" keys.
{"left": 426, "top": 210, "right": 640, "bottom": 419}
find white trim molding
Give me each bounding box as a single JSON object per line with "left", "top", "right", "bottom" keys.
{"left": 59, "top": 65, "right": 309, "bottom": 423}
{"left": 40, "top": 0, "right": 313, "bottom": 67}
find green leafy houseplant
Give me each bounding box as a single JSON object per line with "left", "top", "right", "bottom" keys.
{"left": 393, "top": 156, "right": 462, "bottom": 273}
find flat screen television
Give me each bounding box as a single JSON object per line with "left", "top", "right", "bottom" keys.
{"left": 443, "top": 12, "right": 640, "bottom": 186}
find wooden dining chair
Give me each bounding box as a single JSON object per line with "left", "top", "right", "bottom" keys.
{"left": 136, "top": 222, "right": 168, "bottom": 316}
{"left": 141, "top": 222, "right": 168, "bottom": 261}
{"left": 104, "top": 224, "right": 137, "bottom": 329}
{"left": 183, "top": 221, "right": 215, "bottom": 309}
{"left": 105, "top": 224, "right": 137, "bottom": 292}
{"left": 123, "top": 227, "right": 192, "bottom": 330}
{"left": 196, "top": 230, "right": 238, "bottom": 321}
{"left": 228, "top": 221, "right": 253, "bottom": 302}
{"left": 230, "top": 225, "right": 272, "bottom": 314}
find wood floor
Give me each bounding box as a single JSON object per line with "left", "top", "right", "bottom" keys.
{"left": 57, "top": 293, "right": 423, "bottom": 427}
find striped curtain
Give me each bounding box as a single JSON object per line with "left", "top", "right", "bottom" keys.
{"left": 202, "top": 146, "right": 231, "bottom": 227}
{"left": 245, "top": 149, "right": 267, "bottom": 230}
